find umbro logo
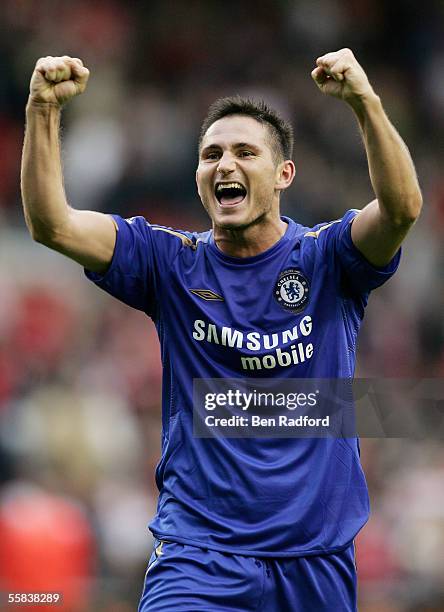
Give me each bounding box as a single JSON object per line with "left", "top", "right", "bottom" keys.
{"left": 189, "top": 289, "right": 224, "bottom": 301}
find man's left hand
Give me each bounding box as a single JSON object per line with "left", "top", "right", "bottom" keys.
{"left": 311, "top": 49, "right": 375, "bottom": 105}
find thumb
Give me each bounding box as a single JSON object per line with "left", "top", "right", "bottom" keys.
{"left": 311, "top": 66, "right": 328, "bottom": 86}
{"left": 66, "top": 59, "right": 90, "bottom": 85}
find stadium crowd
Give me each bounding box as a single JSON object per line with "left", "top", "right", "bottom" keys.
{"left": 0, "top": 1, "right": 443, "bottom": 609}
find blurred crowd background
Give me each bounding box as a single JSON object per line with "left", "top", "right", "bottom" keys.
{"left": 0, "top": 0, "right": 443, "bottom": 610}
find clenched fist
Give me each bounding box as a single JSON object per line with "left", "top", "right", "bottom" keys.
{"left": 29, "top": 56, "right": 90, "bottom": 106}
{"left": 311, "top": 48, "right": 375, "bottom": 105}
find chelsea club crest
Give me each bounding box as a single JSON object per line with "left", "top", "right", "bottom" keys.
{"left": 274, "top": 269, "right": 310, "bottom": 313}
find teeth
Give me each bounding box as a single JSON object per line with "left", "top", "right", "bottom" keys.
{"left": 216, "top": 182, "right": 245, "bottom": 192}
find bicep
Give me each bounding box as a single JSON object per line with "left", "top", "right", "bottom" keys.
{"left": 350, "top": 199, "right": 412, "bottom": 267}
{"left": 42, "top": 208, "right": 117, "bottom": 273}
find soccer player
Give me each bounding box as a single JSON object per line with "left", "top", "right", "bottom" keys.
{"left": 21, "top": 50, "right": 422, "bottom": 611}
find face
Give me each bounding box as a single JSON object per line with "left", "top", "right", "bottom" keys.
{"left": 196, "top": 115, "right": 293, "bottom": 230}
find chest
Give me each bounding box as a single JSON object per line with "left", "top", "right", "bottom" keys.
{"left": 157, "top": 244, "right": 343, "bottom": 375}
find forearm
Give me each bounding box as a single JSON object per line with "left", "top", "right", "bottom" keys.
{"left": 350, "top": 94, "right": 422, "bottom": 225}
{"left": 21, "top": 100, "right": 71, "bottom": 243}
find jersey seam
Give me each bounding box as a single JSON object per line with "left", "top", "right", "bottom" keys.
{"left": 341, "top": 300, "right": 358, "bottom": 357}
{"left": 254, "top": 560, "right": 266, "bottom": 612}
{"left": 150, "top": 532, "right": 355, "bottom": 558}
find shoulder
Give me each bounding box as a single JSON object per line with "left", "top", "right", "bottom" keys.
{"left": 302, "top": 209, "right": 360, "bottom": 241}
{"left": 149, "top": 222, "right": 197, "bottom": 248}
{"left": 115, "top": 215, "right": 211, "bottom": 252}
{"left": 295, "top": 210, "right": 361, "bottom": 257}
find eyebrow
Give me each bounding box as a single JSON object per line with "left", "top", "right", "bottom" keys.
{"left": 201, "top": 142, "right": 260, "bottom": 154}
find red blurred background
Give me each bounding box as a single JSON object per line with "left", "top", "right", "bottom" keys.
{"left": 0, "top": 1, "right": 443, "bottom": 609}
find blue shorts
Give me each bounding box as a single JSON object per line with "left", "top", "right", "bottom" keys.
{"left": 138, "top": 539, "right": 357, "bottom": 611}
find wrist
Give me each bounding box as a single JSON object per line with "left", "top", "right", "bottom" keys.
{"left": 346, "top": 91, "right": 382, "bottom": 122}
{"left": 26, "top": 97, "right": 62, "bottom": 114}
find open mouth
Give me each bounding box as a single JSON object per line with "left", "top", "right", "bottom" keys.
{"left": 215, "top": 182, "right": 247, "bottom": 206}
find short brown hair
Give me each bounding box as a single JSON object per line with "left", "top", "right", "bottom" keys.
{"left": 199, "top": 96, "right": 294, "bottom": 161}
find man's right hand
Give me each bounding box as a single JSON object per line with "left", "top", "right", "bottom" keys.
{"left": 29, "top": 56, "right": 90, "bottom": 106}
{"left": 23, "top": 55, "right": 116, "bottom": 272}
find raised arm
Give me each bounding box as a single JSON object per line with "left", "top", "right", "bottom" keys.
{"left": 21, "top": 56, "right": 116, "bottom": 273}
{"left": 312, "top": 48, "right": 422, "bottom": 267}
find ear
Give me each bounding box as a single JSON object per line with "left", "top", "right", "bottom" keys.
{"left": 195, "top": 168, "right": 201, "bottom": 196}
{"left": 275, "top": 160, "right": 296, "bottom": 192}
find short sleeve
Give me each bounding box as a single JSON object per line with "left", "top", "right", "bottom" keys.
{"left": 84, "top": 215, "right": 192, "bottom": 316}
{"left": 316, "top": 210, "right": 401, "bottom": 295}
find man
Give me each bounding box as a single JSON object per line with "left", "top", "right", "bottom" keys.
{"left": 22, "top": 50, "right": 422, "bottom": 611}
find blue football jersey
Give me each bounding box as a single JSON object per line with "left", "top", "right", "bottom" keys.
{"left": 85, "top": 210, "right": 400, "bottom": 557}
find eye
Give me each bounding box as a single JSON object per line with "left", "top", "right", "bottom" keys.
{"left": 204, "top": 151, "right": 220, "bottom": 161}
{"left": 239, "top": 150, "right": 254, "bottom": 157}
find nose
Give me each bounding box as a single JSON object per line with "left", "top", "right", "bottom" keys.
{"left": 217, "top": 152, "right": 236, "bottom": 175}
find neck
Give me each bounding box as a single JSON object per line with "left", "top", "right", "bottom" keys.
{"left": 213, "top": 212, "right": 288, "bottom": 258}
